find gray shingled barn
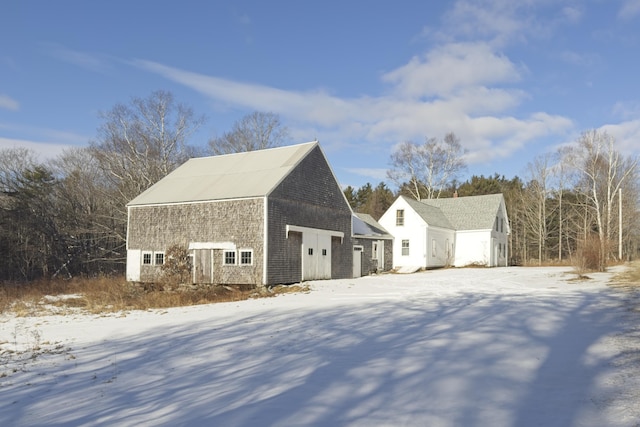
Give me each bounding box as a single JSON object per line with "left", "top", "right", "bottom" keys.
{"left": 126, "top": 141, "right": 354, "bottom": 285}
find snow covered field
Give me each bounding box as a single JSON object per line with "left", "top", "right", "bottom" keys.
{"left": 1, "top": 266, "right": 639, "bottom": 427}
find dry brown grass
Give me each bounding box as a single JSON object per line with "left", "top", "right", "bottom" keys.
{"left": 1, "top": 276, "right": 308, "bottom": 316}
{"left": 610, "top": 261, "right": 640, "bottom": 290}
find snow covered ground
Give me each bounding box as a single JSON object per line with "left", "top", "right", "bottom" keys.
{"left": 1, "top": 266, "right": 639, "bottom": 427}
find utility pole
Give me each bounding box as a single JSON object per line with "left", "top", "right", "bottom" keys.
{"left": 619, "top": 188, "right": 622, "bottom": 260}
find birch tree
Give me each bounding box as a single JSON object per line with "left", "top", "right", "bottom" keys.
{"left": 209, "top": 111, "right": 289, "bottom": 155}
{"left": 91, "top": 90, "right": 204, "bottom": 205}
{"left": 568, "top": 130, "right": 638, "bottom": 270}
{"left": 387, "top": 132, "right": 467, "bottom": 200}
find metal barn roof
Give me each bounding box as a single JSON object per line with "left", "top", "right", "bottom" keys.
{"left": 128, "top": 141, "right": 318, "bottom": 206}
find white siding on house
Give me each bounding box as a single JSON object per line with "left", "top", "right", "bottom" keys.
{"left": 454, "top": 230, "right": 490, "bottom": 267}
{"left": 379, "top": 198, "right": 427, "bottom": 268}
{"left": 426, "top": 227, "right": 456, "bottom": 268}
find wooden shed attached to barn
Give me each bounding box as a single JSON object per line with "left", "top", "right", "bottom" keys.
{"left": 126, "top": 141, "right": 353, "bottom": 286}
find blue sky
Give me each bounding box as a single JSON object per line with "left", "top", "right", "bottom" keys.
{"left": 2, "top": 1, "right": 640, "bottom": 189}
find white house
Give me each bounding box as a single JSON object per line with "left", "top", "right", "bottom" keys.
{"left": 379, "top": 193, "right": 510, "bottom": 269}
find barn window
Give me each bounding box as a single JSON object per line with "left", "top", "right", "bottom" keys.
{"left": 240, "top": 250, "right": 253, "bottom": 265}
{"left": 224, "top": 250, "right": 236, "bottom": 265}
{"left": 401, "top": 240, "right": 410, "bottom": 256}
{"left": 142, "top": 252, "right": 152, "bottom": 265}
{"left": 154, "top": 252, "right": 164, "bottom": 265}
{"left": 396, "top": 209, "right": 405, "bottom": 226}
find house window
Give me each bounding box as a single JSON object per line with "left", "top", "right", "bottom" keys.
{"left": 322, "top": 249, "right": 327, "bottom": 256}
{"left": 308, "top": 248, "right": 313, "bottom": 256}
{"left": 496, "top": 217, "right": 499, "bottom": 232}
{"left": 154, "top": 252, "right": 164, "bottom": 265}
{"left": 401, "top": 240, "right": 410, "bottom": 256}
{"left": 396, "top": 209, "right": 405, "bottom": 226}
{"left": 432, "top": 239, "right": 437, "bottom": 257}
{"left": 142, "top": 252, "right": 152, "bottom": 265}
{"left": 240, "top": 250, "right": 253, "bottom": 265}
{"left": 501, "top": 218, "right": 504, "bottom": 233}
{"left": 224, "top": 250, "right": 236, "bottom": 265}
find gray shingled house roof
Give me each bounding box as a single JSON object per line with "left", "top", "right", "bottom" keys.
{"left": 128, "top": 141, "right": 319, "bottom": 206}
{"left": 420, "top": 193, "right": 504, "bottom": 231}
{"left": 396, "top": 194, "right": 504, "bottom": 231}
{"left": 401, "top": 196, "right": 454, "bottom": 229}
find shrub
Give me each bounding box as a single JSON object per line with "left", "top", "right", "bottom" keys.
{"left": 161, "top": 244, "right": 192, "bottom": 286}
{"left": 574, "top": 234, "right": 603, "bottom": 273}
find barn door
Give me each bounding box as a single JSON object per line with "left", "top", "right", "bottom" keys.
{"left": 372, "top": 240, "right": 384, "bottom": 272}
{"left": 193, "top": 249, "right": 213, "bottom": 284}
{"left": 353, "top": 246, "right": 363, "bottom": 278}
{"left": 302, "top": 232, "right": 331, "bottom": 281}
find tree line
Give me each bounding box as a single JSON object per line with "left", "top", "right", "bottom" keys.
{"left": 348, "top": 131, "right": 639, "bottom": 270}
{"left": 0, "top": 91, "right": 289, "bottom": 282}
{"left": 1, "top": 90, "right": 638, "bottom": 281}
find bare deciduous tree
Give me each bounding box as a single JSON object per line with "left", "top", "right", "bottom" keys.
{"left": 91, "top": 90, "right": 204, "bottom": 205}
{"left": 209, "top": 111, "right": 289, "bottom": 155}
{"left": 387, "top": 132, "right": 467, "bottom": 200}
{"left": 566, "top": 129, "right": 638, "bottom": 270}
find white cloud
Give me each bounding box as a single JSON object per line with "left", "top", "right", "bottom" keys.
{"left": 0, "top": 94, "right": 19, "bottom": 111}
{"left": 381, "top": 42, "right": 521, "bottom": 98}
{"left": 600, "top": 120, "right": 640, "bottom": 155}
{"left": 44, "top": 43, "right": 112, "bottom": 73}
{"left": 619, "top": 0, "right": 640, "bottom": 18}
{"left": 0, "top": 137, "right": 74, "bottom": 160}
{"left": 133, "top": 39, "right": 573, "bottom": 168}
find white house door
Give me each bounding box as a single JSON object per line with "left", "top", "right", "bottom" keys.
{"left": 372, "top": 240, "right": 384, "bottom": 272}
{"left": 302, "top": 232, "right": 331, "bottom": 281}
{"left": 353, "top": 246, "right": 363, "bottom": 278}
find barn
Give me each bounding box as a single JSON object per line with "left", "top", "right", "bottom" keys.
{"left": 126, "top": 141, "right": 354, "bottom": 285}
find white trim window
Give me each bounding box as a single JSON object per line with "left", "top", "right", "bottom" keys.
{"left": 224, "top": 250, "right": 236, "bottom": 265}
{"left": 401, "top": 239, "right": 410, "bottom": 256}
{"left": 142, "top": 251, "right": 152, "bottom": 265}
{"left": 154, "top": 252, "right": 165, "bottom": 265}
{"left": 396, "top": 209, "right": 405, "bottom": 226}
{"left": 240, "top": 249, "right": 253, "bottom": 266}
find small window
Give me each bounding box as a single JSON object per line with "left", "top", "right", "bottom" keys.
{"left": 240, "top": 250, "right": 253, "bottom": 265}
{"left": 308, "top": 248, "right": 313, "bottom": 256}
{"left": 401, "top": 240, "right": 410, "bottom": 256}
{"left": 142, "top": 252, "right": 152, "bottom": 265}
{"left": 396, "top": 209, "right": 405, "bottom": 226}
{"left": 154, "top": 252, "right": 164, "bottom": 265}
{"left": 501, "top": 218, "right": 504, "bottom": 233}
{"left": 224, "top": 250, "right": 236, "bottom": 265}
{"left": 432, "top": 239, "right": 437, "bottom": 257}
{"left": 322, "top": 249, "right": 327, "bottom": 256}
{"left": 496, "top": 217, "right": 499, "bottom": 232}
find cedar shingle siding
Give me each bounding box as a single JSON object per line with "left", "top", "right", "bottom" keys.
{"left": 267, "top": 146, "right": 352, "bottom": 284}
{"left": 128, "top": 199, "right": 264, "bottom": 284}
